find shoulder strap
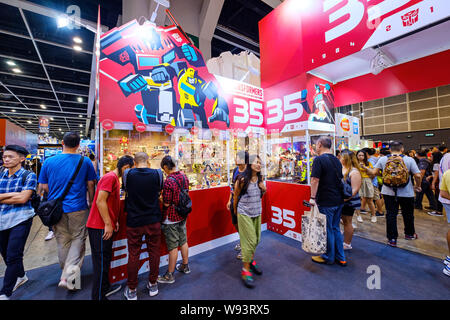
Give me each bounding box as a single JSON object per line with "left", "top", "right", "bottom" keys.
{"left": 21, "top": 170, "right": 31, "bottom": 186}
{"left": 60, "top": 156, "right": 84, "bottom": 201}
{"left": 157, "top": 169, "right": 163, "bottom": 190}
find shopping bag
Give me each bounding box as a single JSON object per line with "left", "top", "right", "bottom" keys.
{"left": 301, "top": 205, "right": 327, "bottom": 255}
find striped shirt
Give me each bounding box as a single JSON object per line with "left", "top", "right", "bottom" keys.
{"left": 237, "top": 181, "right": 262, "bottom": 218}
{"left": 0, "top": 167, "right": 37, "bottom": 231}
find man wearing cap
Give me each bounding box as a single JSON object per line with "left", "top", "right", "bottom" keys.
{"left": 0, "top": 145, "right": 37, "bottom": 300}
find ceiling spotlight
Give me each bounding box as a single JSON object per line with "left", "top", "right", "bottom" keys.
{"left": 50, "top": 117, "right": 54, "bottom": 120}
{"left": 6, "top": 60, "right": 16, "bottom": 66}
{"left": 57, "top": 15, "right": 69, "bottom": 28}
{"left": 73, "top": 45, "right": 82, "bottom": 52}
{"left": 79, "top": 124, "right": 83, "bottom": 127}
{"left": 27, "top": 120, "right": 32, "bottom": 124}
{"left": 40, "top": 104, "right": 46, "bottom": 109}
{"left": 11, "top": 109, "right": 16, "bottom": 112}
{"left": 78, "top": 114, "right": 83, "bottom": 117}
{"left": 12, "top": 68, "right": 22, "bottom": 73}
{"left": 77, "top": 97, "right": 83, "bottom": 102}
{"left": 73, "top": 36, "right": 82, "bottom": 44}
{"left": 58, "top": 128, "right": 61, "bottom": 131}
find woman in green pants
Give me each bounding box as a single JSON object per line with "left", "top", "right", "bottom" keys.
{"left": 233, "top": 154, "right": 266, "bottom": 288}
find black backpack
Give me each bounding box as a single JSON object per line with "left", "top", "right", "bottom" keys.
{"left": 21, "top": 170, "right": 41, "bottom": 210}
{"left": 169, "top": 175, "right": 192, "bottom": 218}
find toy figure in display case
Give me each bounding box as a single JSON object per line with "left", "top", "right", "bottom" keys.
{"left": 120, "top": 136, "right": 129, "bottom": 153}
{"left": 192, "top": 163, "right": 204, "bottom": 189}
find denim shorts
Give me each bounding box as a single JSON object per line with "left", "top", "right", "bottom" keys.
{"left": 162, "top": 220, "right": 187, "bottom": 251}
{"left": 443, "top": 203, "right": 450, "bottom": 224}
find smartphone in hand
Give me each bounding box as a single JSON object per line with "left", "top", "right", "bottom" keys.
{"left": 303, "top": 200, "right": 311, "bottom": 208}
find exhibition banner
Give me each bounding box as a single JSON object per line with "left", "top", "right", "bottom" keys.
{"left": 39, "top": 117, "right": 49, "bottom": 134}
{"left": 265, "top": 181, "right": 311, "bottom": 241}
{"left": 98, "top": 20, "right": 264, "bottom": 133}
{"left": 335, "top": 113, "right": 360, "bottom": 139}
{"left": 264, "top": 73, "right": 335, "bottom": 133}
{"left": 259, "top": 0, "right": 450, "bottom": 87}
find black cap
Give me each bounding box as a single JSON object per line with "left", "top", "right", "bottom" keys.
{"left": 4, "top": 145, "right": 29, "bottom": 157}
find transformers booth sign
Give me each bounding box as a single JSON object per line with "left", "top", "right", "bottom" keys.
{"left": 99, "top": 20, "right": 264, "bottom": 133}
{"left": 98, "top": 20, "right": 332, "bottom": 133}
{"left": 302, "top": 0, "right": 450, "bottom": 72}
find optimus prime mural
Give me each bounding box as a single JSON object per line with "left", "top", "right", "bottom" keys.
{"left": 99, "top": 20, "right": 230, "bottom": 129}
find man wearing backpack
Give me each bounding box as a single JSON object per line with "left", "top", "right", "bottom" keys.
{"left": 374, "top": 141, "right": 422, "bottom": 247}
{"left": 0, "top": 145, "right": 37, "bottom": 300}
{"left": 158, "top": 155, "right": 191, "bottom": 285}
{"left": 123, "top": 152, "right": 164, "bottom": 300}
{"left": 414, "top": 150, "right": 438, "bottom": 212}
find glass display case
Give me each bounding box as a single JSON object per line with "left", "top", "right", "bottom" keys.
{"left": 101, "top": 124, "right": 266, "bottom": 190}
{"left": 102, "top": 125, "right": 176, "bottom": 174}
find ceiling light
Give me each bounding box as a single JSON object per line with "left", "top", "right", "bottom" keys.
{"left": 79, "top": 124, "right": 83, "bottom": 127}
{"left": 6, "top": 61, "right": 16, "bottom": 66}
{"left": 57, "top": 15, "right": 69, "bottom": 28}
{"left": 77, "top": 97, "right": 83, "bottom": 102}
{"left": 78, "top": 114, "right": 83, "bottom": 117}
{"left": 11, "top": 109, "right": 16, "bottom": 112}
{"left": 58, "top": 128, "right": 61, "bottom": 131}
{"left": 12, "top": 68, "right": 22, "bottom": 73}
{"left": 50, "top": 117, "right": 54, "bottom": 120}
{"left": 27, "top": 120, "right": 32, "bottom": 124}
{"left": 40, "top": 104, "right": 46, "bottom": 109}
{"left": 73, "top": 36, "right": 83, "bottom": 44}
{"left": 73, "top": 45, "right": 82, "bottom": 52}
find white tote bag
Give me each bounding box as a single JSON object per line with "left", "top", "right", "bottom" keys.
{"left": 301, "top": 205, "right": 327, "bottom": 255}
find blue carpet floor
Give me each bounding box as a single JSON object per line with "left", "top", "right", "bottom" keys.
{"left": 2, "top": 231, "right": 449, "bottom": 300}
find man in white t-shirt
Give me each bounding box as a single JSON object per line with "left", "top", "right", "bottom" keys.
{"left": 374, "top": 141, "right": 422, "bottom": 247}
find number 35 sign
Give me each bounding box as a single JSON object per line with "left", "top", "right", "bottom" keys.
{"left": 265, "top": 181, "right": 311, "bottom": 241}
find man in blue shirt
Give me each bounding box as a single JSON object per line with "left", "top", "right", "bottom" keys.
{"left": 38, "top": 132, "right": 97, "bottom": 290}
{"left": 0, "top": 145, "right": 37, "bottom": 300}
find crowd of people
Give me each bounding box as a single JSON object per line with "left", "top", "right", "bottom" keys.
{"left": 319, "top": 138, "right": 449, "bottom": 275}
{"left": 0, "top": 132, "right": 448, "bottom": 301}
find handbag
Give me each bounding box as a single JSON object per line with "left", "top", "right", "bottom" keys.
{"left": 36, "top": 156, "right": 84, "bottom": 227}
{"left": 329, "top": 156, "right": 352, "bottom": 199}
{"left": 301, "top": 205, "right": 327, "bottom": 255}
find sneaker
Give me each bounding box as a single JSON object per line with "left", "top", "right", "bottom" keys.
{"left": 356, "top": 215, "right": 363, "bottom": 223}
{"left": 58, "top": 278, "right": 68, "bottom": 289}
{"left": 236, "top": 251, "right": 242, "bottom": 260}
{"left": 388, "top": 239, "right": 397, "bottom": 247}
{"left": 146, "top": 282, "right": 158, "bottom": 297}
{"left": 13, "top": 274, "right": 28, "bottom": 292}
{"left": 105, "top": 284, "right": 122, "bottom": 297}
{"left": 250, "top": 260, "right": 262, "bottom": 275}
{"left": 444, "top": 256, "right": 450, "bottom": 266}
{"left": 0, "top": 294, "right": 9, "bottom": 300}
{"left": 234, "top": 243, "right": 241, "bottom": 251}
{"left": 335, "top": 259, "right": 347, "bottom": 267}
{"left": 44, "top": 231, "right": 54, "bottom": 241}
{"left": 375, "top": 211, "right": 385, "bottom": 217}
{"left": 343, "top": 243, "right": 352, "bottom": 250}
{"left": 427, "top": 211, "right": 443, "bottom": 217}
{"left": 124, "top": 287, "right": 137, "bottom": 300}
{"left": 241, "top": 269, "right": 255, "bottom": 288}
{"left": 405, "top": 233, "right": 418, "bottom": 240}
{"left": 443, "top": 265, "right": 450, "bottom": 277}
{"left": 371, "top": 216, "right": 377, "bottom": 223}
{"left": 352, "top": 223, "right": 357, "bottom": 229}
{"left": 157, "top": 272, "right": 175, "bottom": 284}
{"left": 176, "top": 263, "right": 191, "bottom": 274}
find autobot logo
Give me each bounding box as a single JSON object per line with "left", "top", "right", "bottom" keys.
{"left": 323, "top": 0, "right": 415, "bottom": 43}
{"left": 172, "top": 33, "right": 182, "bottom": 42}
{"left": 119, "top": 51, "right": 130, "bottom": 63}
{"left": 401, "top": 9, "right": 419, "bottom": 26}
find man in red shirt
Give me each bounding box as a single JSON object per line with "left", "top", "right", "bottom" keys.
{"left": 86, "top": 155, "right": 134, "bottom": 300}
